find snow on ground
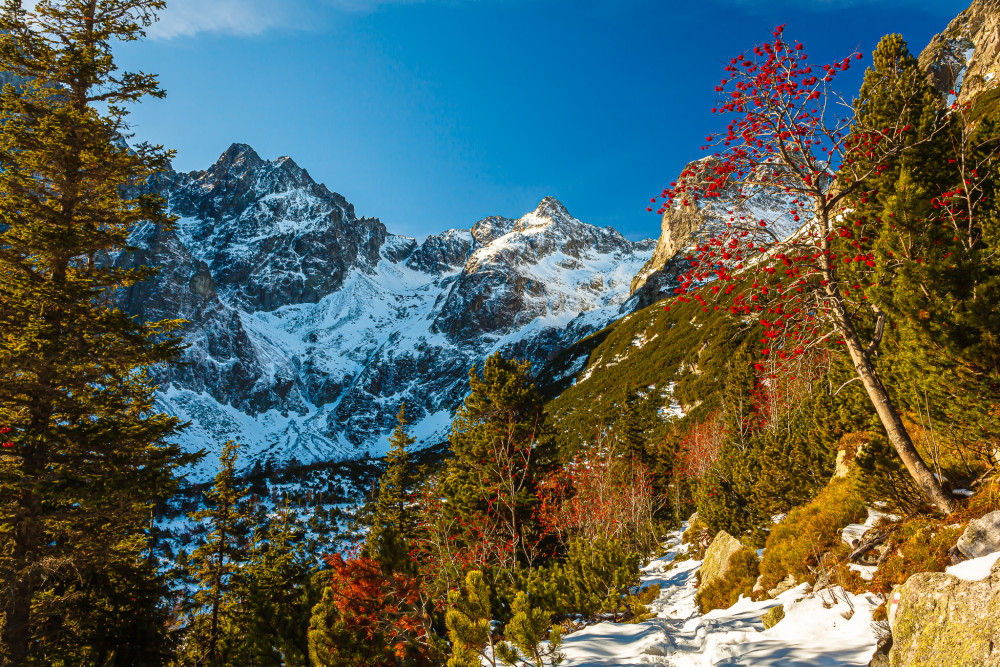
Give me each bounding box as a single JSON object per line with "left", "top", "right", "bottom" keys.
{"left": 559, "top": 529, "right": 880, "bottom": 666}
{"left": 946, "top": 551, "right": 1000, "bottom": 581}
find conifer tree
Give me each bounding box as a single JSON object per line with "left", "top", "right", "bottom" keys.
{"left": 493, "top": 593, "right": 563, "bottom": 667}
{"left": 614, "top": 387, "right": 650, "bottom": 466}
{"left": 364, "top": 405, "right": 417, "bottom": 575}
{"left": 0, "top": 0, "right": 195, "bottom": 662}
{"left": 241, "top": 502, "right": 317, "bottom": 666}
{"left": 178, "top": 441, "right": 253, "bottom": 666}
{"left": 445, "top": 570, "right": 498, "bottom": 667}
{"left": 443, "top": 353, "right": 550, "bottom": 572}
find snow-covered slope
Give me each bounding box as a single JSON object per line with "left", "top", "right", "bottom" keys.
{"left": 123, "top": 145, "right": 654, "bottom": 478}
{"left": 558, "top": 528, "right": 880, "bottom": 666}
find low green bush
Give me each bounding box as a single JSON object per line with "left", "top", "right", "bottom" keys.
{"left": 757, "top": 476, "right": 866, "bottom": 594}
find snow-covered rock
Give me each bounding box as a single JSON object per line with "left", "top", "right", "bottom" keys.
{"left": 946, "top": 551, "right": 1000, "bottom": 581}
{"left": 918, "top": 0, "right": 1000, "bottom": 107}
{"left": 123, "top": 145, "right": 655, "bottom": 478}
{"left": 955, "top": 509, "right": 1000, "bottom": 559}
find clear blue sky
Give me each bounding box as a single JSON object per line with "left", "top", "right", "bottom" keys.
{"left": 116, "top": 0, "right": 969, "bottom": 241}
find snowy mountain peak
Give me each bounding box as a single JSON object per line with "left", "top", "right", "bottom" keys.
{"left": 531, "top": 195, "right": 573, "bottom": 221}
{"left": 126, "top": 149, "right": 656, "bottom": 478}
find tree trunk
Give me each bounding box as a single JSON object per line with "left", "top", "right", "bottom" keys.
{"left": 1, "top": 493, "right": 40, "bottom": 666}
{"left": 837, "top": 312, "right": 956, "bottom": 514}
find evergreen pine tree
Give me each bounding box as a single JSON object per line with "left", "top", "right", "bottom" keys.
{"left": 177, "top": 441, "right": 253, "bottom": 666}
{"left": 364, "top": 405, "right": 417, "bottom": 575}
{"left": 493, "top": 593, "right": 563, "bottom": 667}
{"left": 0, "top": 1, "right": 196, "bottom": 662}
{"left": 443, "top": 353, "right": 551, "bottom": 571}
{"left": 241, "top": 502, "right": 318, "bottom": 666}
{"left": 445, "top": 570, "right": 498, "bottom": 667}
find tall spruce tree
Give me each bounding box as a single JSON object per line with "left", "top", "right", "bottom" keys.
{"left": 364, "top": 405, "right": 417, "bottom": 575}
{"left": 240, "top": 502, "right": 317, "bottom": 666}
{"left": 843, "top": 34, "right": 1000, "bottom": 481}
{"left": 0, "top": 1, "right": 195, "bottom": 663}
{"left": 443, "top": 353, "right": 550, "bottom": 573}
{"left": 178, "top": 441, "right": 253, "bottom": 667}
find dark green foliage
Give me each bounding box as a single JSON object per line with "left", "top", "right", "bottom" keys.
{"left": 240, "top": 504, "right": 319, "bottom": 666}
{"left": 0, "top": 1, "right": 198, "bottom": 662}
{"left": 695, "top": 547, "right": 760, "bottom": 613}
{"left": 695, "top": 359, "right": 875, "bottom": 547}
{"left": 364, "top": 406, "right": 419, "bottom": 576}
{"left": 844, "top": 33, "right": 1000, "bottom": 484}
{"left": 542, "top": 295, "right": 745, "bottom": 449}
{"left": 175, "top": 441, "right": 254, "bottom": 666}
{"left": 442, "top": 353, "right": 552, "bottom": 572}
{"left": 518, "top": 538, "right": 644, "bottom": 622}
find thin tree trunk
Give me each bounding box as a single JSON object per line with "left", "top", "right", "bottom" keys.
{"left": 1, "top": 493, "right": 40, "bottom": 666}
{"left": 837, "top": 310, "right": 956, "bottom": 514}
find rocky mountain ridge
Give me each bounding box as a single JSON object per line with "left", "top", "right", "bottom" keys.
{"left": 919, "top": 0, "right": 1000, "bottom": 106}
{"left": 631, "top": 2, "right": 1000, "bottom": 311}
{"left": 124, "top": 144, "right": 654, "bottom": 478}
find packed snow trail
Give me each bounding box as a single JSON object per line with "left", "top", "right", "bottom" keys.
{"left": 559, "top": 529, "right": 881, "bottom": 666}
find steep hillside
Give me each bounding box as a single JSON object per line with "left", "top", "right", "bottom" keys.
{"left": 919, "top": 0, "right": 1000, "bottom": 106}
{"left": 541, "top": 293, "right": 748, "bottom": 449}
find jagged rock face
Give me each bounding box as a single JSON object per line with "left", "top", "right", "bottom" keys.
{"left": 625, "top": 157, "right": 796, "bottom": 311}
{"left": 159, "top": 143, "right": 387, "bottom": 311}
{"left": 436, "top": 197, "right": 653, "bottom": 337}
{"left": 919, "top": 0, "right": 1000, "bottom": 106}
{"left": 126, "top": 147, "right": 654, "bottom": 477}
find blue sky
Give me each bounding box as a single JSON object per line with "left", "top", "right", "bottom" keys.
{"left": 116, "top": 0, "right": 969, "bottom": 241}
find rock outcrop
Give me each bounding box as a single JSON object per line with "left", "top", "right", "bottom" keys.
{"left": 888, "top": 557, "right": 1000, "bottom": 667}
{"left": 699, "top": 531, "right": 745, "bottom": 591}
{"left": 956, "top": 510, "right": 1000, "bottom": 559}
{"left": 625, "top": 157, "right": 798, "bottom": 312}
{"left": 919, "top": 0, "right": 1000, "bottom": 106}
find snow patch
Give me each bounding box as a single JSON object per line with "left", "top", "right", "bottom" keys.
{"left": 558, "top": 527, "right": 880, "bottom": 666}
{"left": 945, "top": 551, "right": 1000, "bottom": 581}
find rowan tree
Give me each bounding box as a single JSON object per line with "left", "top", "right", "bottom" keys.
{"left": 654, "top": 26, "right": 956, "bottom": 512}
{"left": 0, "top": 0, "right": 195, "bottom": 662}
{"left": 537, "top": 430, "right": 659, "bottom": 556}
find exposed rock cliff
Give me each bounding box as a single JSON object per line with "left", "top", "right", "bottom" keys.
{"left": 919, "top": 0, "right": 1000, "bottom": 105}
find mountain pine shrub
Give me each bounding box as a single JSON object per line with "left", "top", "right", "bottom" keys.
{"left": 866, "top": 517, "right": 964, "bottom": 596}
{"left": 756, "top": 476, "right": 866, "bottom": 594}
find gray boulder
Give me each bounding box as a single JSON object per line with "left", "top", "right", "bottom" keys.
{"left": 888, "top": 556, "right": 1000, "bottom": 667}
{"left": 956, "top": 510, "right": 1000, "bottom": 559}
{"left": 767, "top": 574, "right": 797, "bottom": 598}
{"left": 699, "top": 531, "right": 743, "bottom": 591}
